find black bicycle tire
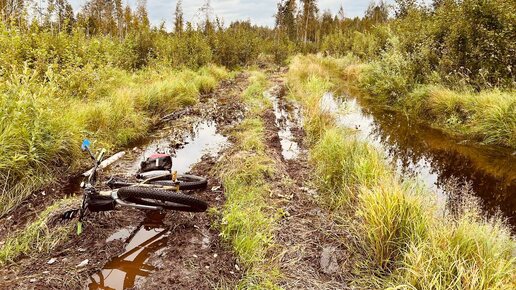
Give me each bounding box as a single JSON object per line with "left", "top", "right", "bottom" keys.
{"left": 148, "top": 174, "right": 208, "bottom": 190}
{"left": 117, "top": 187, "right": 208, "bottom": 212}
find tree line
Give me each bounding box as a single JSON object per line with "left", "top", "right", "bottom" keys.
{"left": 1, "top": 0, "right": 514, "bottom": 87}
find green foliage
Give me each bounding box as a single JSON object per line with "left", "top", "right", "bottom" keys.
{"left": 359, "top": 37, "right": 416, "bottom": 103}
{"left": 214, "top": 23, "right": 262, "bottom": 68}
{"left": 154, "top": 31, "right": 212, "bottom": 68}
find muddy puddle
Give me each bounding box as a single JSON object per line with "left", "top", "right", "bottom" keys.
{"left": 89, "top": 211, "right": 168, "bottom": 290}
{"left": 321, "top": 92, "right": 516, "bottom": 227}
{"left": 265, "top": 86, "right": 301, "bottom": 160}
{"left": 130, "top": 120, "right": 229, "bottom": 174}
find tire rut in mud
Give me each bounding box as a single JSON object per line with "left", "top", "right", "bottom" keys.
{"left": 262, "top": 72, "right": 354, "bottom": 289}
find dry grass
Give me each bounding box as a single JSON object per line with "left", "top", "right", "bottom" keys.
{"left": 0, "top": 66, "right": 230, "bottom": 217}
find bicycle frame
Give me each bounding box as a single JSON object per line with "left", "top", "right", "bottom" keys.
{"left": 106, "top": 172, "right": 181, "bottom": 192}
{"left": 77, "top": 141, "right": 165, "bottom": 234}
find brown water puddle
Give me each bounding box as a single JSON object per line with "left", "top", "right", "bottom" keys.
{"left": 264, "top": 86, "right": 302, "bottom": 160}
{"left": 88, "top": 211, "right": 168, "bottom": 290}
{"left": 322, "top": 92, "right": 516, "bottom": 227}
{"left": 128, "top": 120, "right": 228, "bottom": 174}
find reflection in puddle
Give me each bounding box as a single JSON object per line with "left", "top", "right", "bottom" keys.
{"left": 265, "top": 86, "right": 301, "bottom": 160}
{"left": 321, "top": 92, "right": 516, "bottom": 227}
{"left": 89, "top": 212, "right": 168, "bottom": 290}
{"left": 106, "top": 227, "right": 136, "bottom": 243}
{"left": 131, "top": 120, "right": 228, "bottom": 174}
{"left": 172, "top": 120, "right": 228, "bottom": 173}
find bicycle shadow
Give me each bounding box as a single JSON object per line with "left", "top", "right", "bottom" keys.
{"left": 88, "top": 211, "right": 168, "bottom": 290}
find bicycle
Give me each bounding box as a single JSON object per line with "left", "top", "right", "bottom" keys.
{"left": 70, "top": 140, "right": 208, "bottom": 234}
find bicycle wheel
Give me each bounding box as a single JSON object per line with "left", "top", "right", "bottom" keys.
{"left": 117, "top": 187, "right": 208, "bottom": 212}
{"left": 148, "top": 174, "right": 208, "bottom": 190}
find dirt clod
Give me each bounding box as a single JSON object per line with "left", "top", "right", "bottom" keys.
{"left": 320, "top": 246, "right": 340, "bottom": 275}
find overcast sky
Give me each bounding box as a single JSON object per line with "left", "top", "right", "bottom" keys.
{"left": 69, "top": 0, "right": 396, "bottom": 30}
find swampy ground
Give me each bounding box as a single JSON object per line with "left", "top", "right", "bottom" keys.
{"left": 0, "top": 67, "right": 514, "bottom": 290}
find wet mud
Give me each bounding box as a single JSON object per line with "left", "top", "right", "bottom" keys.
{"left": 264, "top": 85, "right": 302, "bottom": 161}
{"left": 261, "top": 74, "right": 352, "bottom": 289}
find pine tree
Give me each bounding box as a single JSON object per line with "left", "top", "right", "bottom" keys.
{"left": 320, "top": 9, "right": 334, "bottom": 37}
{"left": 174, "top": 0, "right": 184, "bottom": 35}
{"left": 395, "top": 0, "right": 417, "bottom": 18}
{"left": 115, "top": 0, "right": 124, "bottom": 37}
{"left": 0, "top": 0, "right": 25, "bottom": 24}
{"left": 338, "top": 4, "right": 345, "bottom": 20}
{"left": 365, "top": 0, "right": 389, "bottom": 24}
{"left": 199, "top": 0, "right": 214, "bottom": 36}
{"left": 136, "top": 0, "right": 150, "bottom": 29}
{"left": 123, "top": 5, "right": 132, "bottom": 34}
{"left": 300, "top": 0, "right": 318, "bottom": 43}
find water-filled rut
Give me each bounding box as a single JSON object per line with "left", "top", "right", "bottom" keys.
{"left": 322, "top": 92, "right": 516, "bottom": 227}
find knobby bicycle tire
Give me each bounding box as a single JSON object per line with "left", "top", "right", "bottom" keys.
{"left": 117, "top": 187, "right": 208, "bottom": 212}
{"left": 148, "top": 174, "right": 207, "bottom": 190}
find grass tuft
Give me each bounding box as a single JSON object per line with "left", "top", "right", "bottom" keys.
{"left": 311, "top": 128, "right": 390, "bottom": 209}
{"left": 392, "top": 198, "right": 516, "bottom": 290}
{"left": 357, "top": 181, "right": 431, "bottom": 270}
{"left": 0, "top": 198, "right": 79, "bottom": 265}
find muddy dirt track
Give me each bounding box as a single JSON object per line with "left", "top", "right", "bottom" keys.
{"left": 2, "top": 66, "right": 514, "bottom": 290}
{"left": 0, "top": 67, "right": 357, "bottom": 290}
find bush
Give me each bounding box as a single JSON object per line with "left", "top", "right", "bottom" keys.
{"left": 359, "top": 37, "right": 416, "bottom": 103}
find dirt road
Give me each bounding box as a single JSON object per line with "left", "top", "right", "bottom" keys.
{"left": 0, "top": 69, "right": 353, "bottom": 290}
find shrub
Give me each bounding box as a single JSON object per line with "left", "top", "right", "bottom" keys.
{"left": 393, "top": 198, "right": 516, "bottom": 290}
{"left": 359, "top": 37, "right": 416, "bottom": 104}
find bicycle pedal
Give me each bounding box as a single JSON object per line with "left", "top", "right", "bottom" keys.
{"left": 62, "top": 209, "right": 80, "bottom": 220}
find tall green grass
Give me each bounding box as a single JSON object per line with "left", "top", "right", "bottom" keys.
{"left": 287, "top": 56, "right": 335, "bottom": 144}
{"left": 405, "top": 86, "right": 516, "bottom": 148}
{"left": 392, "top": 200, "right": 516, "bottom": 290}
{"left": 287, "top": 55, "right": 516, "bottom": 289}
{"left": 355, "top": 46, "right": 516, "bottom": 148}
{"left": 311, "top": 128, "right": 390, "bottom": 209}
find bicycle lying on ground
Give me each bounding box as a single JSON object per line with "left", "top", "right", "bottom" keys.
{"left": 67, "top": 140, "right": 209, "bottom": 234}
